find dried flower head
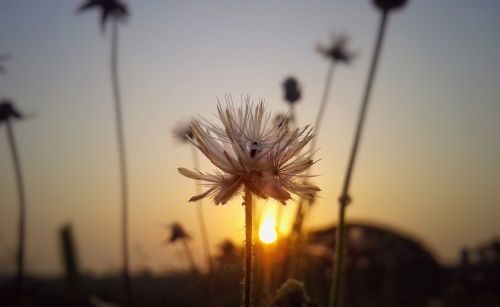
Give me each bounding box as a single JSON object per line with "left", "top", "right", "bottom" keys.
{"left": 178, "top": 98, "right": 320, "bottom": 205}
{"left": 282, "top": 77, "right": 301, "bottom": 105}
{"left": 77, "top": 0, "right": 129, "bottom": 31}
{"left": 317, "top": 34, "right": 356, "bottom": 64}
{"left": 172, "top": 122, "right": 194, "bottom": 143}
{"left": 168, "top": 223, "right": 191, "bottom": 243}
{"left": 0, "top": 99, "right": 23, "bottom": 124}
{"left": 373, "top": 0, "right": 408, "bottom": 12}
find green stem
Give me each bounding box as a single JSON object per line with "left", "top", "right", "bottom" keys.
{"left": 110, "top": 18, "right": 134, "bottom": 306}
{"left": 243, "top": 187, "right": 253, "bottom": 307}
{"left": 191, "top": 147, "right": 213, "bottom": 273}
{"left": 329, "top": 10, "right": 389, "bottom": 307}
{"left": 6, "top": 120, "right": 26, "bottom": 307}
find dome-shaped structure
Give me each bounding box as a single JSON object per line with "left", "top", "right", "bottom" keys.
{"left": 302, "top": 221, "right": 441, "bottom": 307}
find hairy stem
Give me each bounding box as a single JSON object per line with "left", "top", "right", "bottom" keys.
{"left": 243, "top": 187, "right": 253, "bottom": 307}
{"left": 329, "top": 10, "right": 389, "bottom": 307}
{"left": 111, "top": 18, "right": 134, "bottom": 306}
{"left": 6, "top": 120, "right": 26, "bottom": 307}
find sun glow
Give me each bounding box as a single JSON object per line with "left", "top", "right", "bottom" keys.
{"left": 259, "top": 209, "right": 278, "bottom": 244}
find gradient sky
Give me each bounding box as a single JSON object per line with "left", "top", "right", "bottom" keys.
{"left": 1, "top": 0, "right": 499, "bottom": 275}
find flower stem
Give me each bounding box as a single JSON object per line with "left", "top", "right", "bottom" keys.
{"left": 291, "top": 61, "right": 336, "bottom": 240}
{"left": 309, "top": 61, "right": 335, "bottom": 156}
{"left": 329, "top": 10, "right": 389, "bottom": 307}
{"left": 6, "top": 119, "right": 26, "bottom": 307}
{"left": 191, "top": 147, "right": 213, "bottom": 273}
{"left": 243, "top": 186, "right": 253, "bottom": 307}
{"left": 111, "top": 18, "right": 134, "bottom": 306}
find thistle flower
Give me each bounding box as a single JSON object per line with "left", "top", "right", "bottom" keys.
{"left": 317, "top": 34, "right": 356, "bottom": 64}
{"left": 282, "top": 77, "right": 301, "bottom": 105}
{"left": 178, "top": 99, "right": 320, "bottom": 205}
{"left": 77, "top": 0, "right": 128, "bottom": 31}
{"left": 373, "top": 0, "right": 408, "bottom": 12}
{"left": 168, "top": 223, "right": 191, "bottom": 243}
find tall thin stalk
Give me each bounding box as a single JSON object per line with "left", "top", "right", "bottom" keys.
{"left": 191, "top": 146, "right": 213, "bottom": 272}
{"left": 310, "top": 61, "right": 335, "bottom": 155}
{"left": 110, "top": 18, "right": 133, "bottom": 306}
{"left": 292, "top": 61, "right": 336, "bottom": 237}
{"left": 6, "top": 119, "right": 26, "bottom": 306}
{"left": 329, "top": 10, "right": 389, "bottom": 307}
{"left": 244, "top": 186, "right": 253, "bottom": 307}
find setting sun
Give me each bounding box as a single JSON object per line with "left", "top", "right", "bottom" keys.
{"left": 259, "top": 209, "right": 278, "bottom": 244}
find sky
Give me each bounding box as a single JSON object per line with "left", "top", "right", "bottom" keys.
{"left": 0, "top": 0, "right": 499, "bottom": 276}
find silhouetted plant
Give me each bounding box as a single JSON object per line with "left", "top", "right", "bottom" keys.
{"left": 373, "top": 0, "right": 407, "bottom": 12}
{"left": 282, "top": 77, "right": 302, "bottom": 125}
{"left": 291, "top": 34, "right": 355, "bottom": 237}
{"left": 328, "top": 2, "right": 408, "bottom": 307}
{"left": 178, "top": 98, "right": 319, "bottom": 307}
{"left": 314, "top": 33, "right": 355, "bottom": 154}
{"left": 167, "top": 223, "right": 198, "bottom": 273}
{"left": 216, "top": 239, "right": 239, "bottom": 265}
{"left": 76, "top": 1, "right": 134, "bottom": 305}
{"left": 0, "top": 99, "right": 27, "bottom": 305}
{"left": 287, "top": 35, "right": 354, "bottom": 279}
{"left": 173, "top": 123, "right": 213, "bottom": 273}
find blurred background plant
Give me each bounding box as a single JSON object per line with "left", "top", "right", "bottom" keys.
{"left": 166, "top": 222, "right": 198, "bottom": 274}
{"left": 77, "top": 1, "right": 134, "bottom": 305}
{"left": 172, "top": 122, "right": 213, "bottom": 273}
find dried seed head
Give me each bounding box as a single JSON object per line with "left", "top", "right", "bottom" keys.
{"left": 317, "top": 34, "right": 356, "bottom": 64}
{"left": 282, "top": 77, "right": 301, "bottom": 105}
{"left": 77, "top": 0, "right": 129, "bottom": 32}
{"left": 178, "top": 97, "right": 320, "bottom": 205}
{"left": 0, "top": 99, "right": 23, "bottom": 123}
{"left": 373, "top": 0, "right": 408, "bottom": 12}
{"left": 168, "top": 223, "right": 191, "bottom": 243}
